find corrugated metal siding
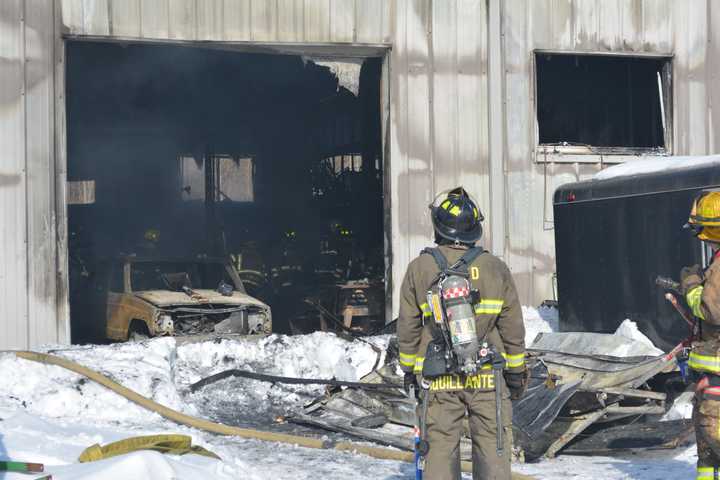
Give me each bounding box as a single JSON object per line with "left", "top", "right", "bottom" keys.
{"left": 3, "top": 0, "right": 720, "bottom": 348}
{"left": 502, "top": 0, "right": 717, "bottom": 304}
{"left": 48, "top": 0, "right": 720, "bottom": 315}
{"left": 0, "top": 0, "right": 29, "bottom": 349}
{"left": 0, "top": 0, "right": 59, "bottom": 348}
{"left": 61, "top": 0, "right": 393, "bottom": 44}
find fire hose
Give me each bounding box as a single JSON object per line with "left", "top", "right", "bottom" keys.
{"left": 8, "top": 350, "right": 533, "bottom": 479}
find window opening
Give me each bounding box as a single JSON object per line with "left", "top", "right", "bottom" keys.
{"left": 535, "top": 53, "right": 672, "bottom": 154}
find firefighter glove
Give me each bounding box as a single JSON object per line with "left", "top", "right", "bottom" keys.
{"left": 504, "top": 369, "right": 529, "bottom": 400}
{"left": 403, "top": 372, "right": 418, "bottom": 396}
{"left": 680, "top": 264, "right": 704, "bottom": 294}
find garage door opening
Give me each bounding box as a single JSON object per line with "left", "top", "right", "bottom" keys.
{"left": 66, "top": 41, "right": 386, "bottom": 344}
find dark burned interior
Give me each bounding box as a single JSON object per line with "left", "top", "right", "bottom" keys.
{"left": 536, "top": 53, "right": 671, "bottom": 151}
{"left": 66, "top": 41, "right": 385, "bottom": 343}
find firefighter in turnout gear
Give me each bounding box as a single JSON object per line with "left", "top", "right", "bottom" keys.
{"left": 683, "top": 190, "right": 720, "bottom": 480}
{"left": 398, "top": 187, "right": 527, "bottom": 479}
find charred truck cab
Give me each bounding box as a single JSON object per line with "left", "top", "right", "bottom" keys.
{"left": 98, "top": 255, "right": 271, "bottom": 341}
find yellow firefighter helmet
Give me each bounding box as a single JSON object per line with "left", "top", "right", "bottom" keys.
{"left": 687, "top": 190, "right": 720, "bottom": 243}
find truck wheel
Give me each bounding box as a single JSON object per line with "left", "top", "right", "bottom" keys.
{"left": 128, "top": 319, "right": 151, "bottom": 342}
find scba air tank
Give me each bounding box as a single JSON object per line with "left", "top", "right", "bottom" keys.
{"left": 440, "top": 275, "right": 480, "bottom": 374}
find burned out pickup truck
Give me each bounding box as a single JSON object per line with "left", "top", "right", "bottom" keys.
{"left": 93, "top": 255, "right": 272, "bottom": 341}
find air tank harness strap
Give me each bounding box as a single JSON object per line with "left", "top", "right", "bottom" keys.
{"left": 696, "top": 375, "right": 720, "bottom": 401}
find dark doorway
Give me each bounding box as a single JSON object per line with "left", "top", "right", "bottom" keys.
{"left": 66, "top": 41, "right": 385, "bottom": 343}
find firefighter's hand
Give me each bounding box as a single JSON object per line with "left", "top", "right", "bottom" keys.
{"left": 681, "top": 265, "right": 704, "bottom": 294}
{"left": 403, "top": 372, "right": 418, "bottom": 396}
{"left": 504, "top": 370, "right": 529, "bottom": 400}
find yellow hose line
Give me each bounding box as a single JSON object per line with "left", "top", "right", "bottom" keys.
{"left": 11, "top": 351, "right": 533, "bottom": 479}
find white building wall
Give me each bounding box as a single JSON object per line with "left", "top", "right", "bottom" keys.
{"left": 1, "top": 0, "right": 720, "bottom": 348}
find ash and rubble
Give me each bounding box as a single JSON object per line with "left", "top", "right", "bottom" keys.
{"left": 0, "top": 309, "right": 697, "bottom": 479}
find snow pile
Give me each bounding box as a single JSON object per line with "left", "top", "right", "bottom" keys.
{"left": 0, "top": 338, "right": 190, "bottom": 423}
{"left": 177, "top": 332, "right": 387, "bottom": 426}
{"left": 0, "top": 332, "right": 395, "bottom": 480}
{"left": 662, "top": 391, "right": 694, "bottom": 421}
{"left": 522, "top": 305, "right": 559, "bottom": 346}
{"left": 612, "top": 319, "right": 665, "bottom": 356}
{"left": 0, "top": 326, "right": 697, "bottom": 479}
{"left": 595, "top": 155, "right": 720, "bottom": 181}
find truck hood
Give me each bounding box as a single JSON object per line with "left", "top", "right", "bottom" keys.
{"left": 134, "top": 290, "right": 269, "bottom": 309}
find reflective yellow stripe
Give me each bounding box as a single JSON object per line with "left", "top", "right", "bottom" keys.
{"left": 502, "top": 352, "right": 526, "bottom": 369}
{"left": 448, "top": 205, "right": 461, "bottom": 216}
{"left": 413, "top": 357, "right": 425, "bottom": 374}
{"left": 429, "top": 370, "right": 496, "bottom": 391}
{"left": 687, "top": 286, "right": 706, "bottom": 320}
{"left": 399, "top": 352, "right": 417, "bottom": 367}
{"left": 420, "top": 302, "right": 432, "bottom": 318}
{"left": 697, "top": 466, "right": 716, "bottom": 480}
{"left": 689, "top": 351, "right": 720, "bottom": 373}
{"left": 474, "top": 299, "right": 504, "bottom": 315}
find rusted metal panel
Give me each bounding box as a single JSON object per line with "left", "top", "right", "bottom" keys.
{"left": 0, "top": 0, "right": 29, "bottom": 349}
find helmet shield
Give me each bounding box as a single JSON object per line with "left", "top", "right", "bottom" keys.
{"left": 429, "top": 187, "right": 484, "bottom": 244}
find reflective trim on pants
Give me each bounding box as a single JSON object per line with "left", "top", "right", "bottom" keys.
{"left": 697, "top": 466, "right": 719, "bottom": 480}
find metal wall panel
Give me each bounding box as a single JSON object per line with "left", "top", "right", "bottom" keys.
{"left": 62, "top": 0, "right": 391, "bottom": 45}
{"left": 0, "top": 0, "right": 711, "bottom": 349}
{"left": 388, "top": 0, "right": 411, "bottom": 315}
{"left": 502, "top": 0, "right": 715, "bottom": 305}
{"left": 0, "top": 0, "right": 29, "bottom": 349}
{"left": 25, "top": 0, "right": 58, "bottom": 346}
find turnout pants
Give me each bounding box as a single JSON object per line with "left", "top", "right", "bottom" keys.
{"left": 695, "top": 392, "right": 720, "bottom": 480}
{"left": 423, "top": 385, "right": 512, "bottom": 480}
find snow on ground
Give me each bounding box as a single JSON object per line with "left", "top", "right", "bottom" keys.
{"left": 0, "top": 322, "right": 698, "bottom": 479}
{"left": 522, "top": 305, "right": 559, "bottom": 346}
{"left": 594, "top": 155, "right": 720, "bottom": 181}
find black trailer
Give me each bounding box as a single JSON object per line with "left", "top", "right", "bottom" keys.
{"left": 553, "top": 157, "right": 720, "bottom": 351}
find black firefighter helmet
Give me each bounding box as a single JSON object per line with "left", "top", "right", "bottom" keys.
{"left": 429, "top": 187, "right": 484, "bottom": 244}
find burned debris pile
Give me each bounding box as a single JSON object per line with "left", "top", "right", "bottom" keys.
{"left": 210, "top": 332, "right": 692, "bottom": 461}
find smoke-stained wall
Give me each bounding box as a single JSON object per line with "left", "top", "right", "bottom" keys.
{"left": 3, "top": 0, "right": 720, "bottom": 347}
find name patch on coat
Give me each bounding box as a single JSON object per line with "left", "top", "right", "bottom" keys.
{"left": 429, "top": 372, "right": 495, "bottom": 391}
